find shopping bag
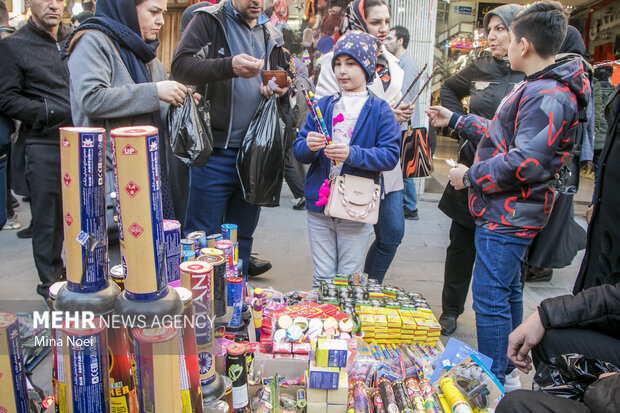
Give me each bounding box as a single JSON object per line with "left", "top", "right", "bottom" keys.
{"left": 401, "top": 126, "right": 433, "bottom": 178}
{"left": 236, "top": 95, "right": 285, "bottom": 207}
{"left": 167, "top": 93, "right": 213, "bottom": 168}
{"left": 534, "top": 353, "right": 620, "bottom": 401}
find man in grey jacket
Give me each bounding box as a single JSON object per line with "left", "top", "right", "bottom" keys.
{"left": 0, "top": 0, "right": 71, "bottom": 298}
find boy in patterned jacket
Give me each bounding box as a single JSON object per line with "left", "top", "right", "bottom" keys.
{"left": 427, "top": 0, "right": 591, "bottom": 384}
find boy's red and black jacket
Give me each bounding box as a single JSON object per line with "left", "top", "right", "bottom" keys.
{"left": 449, "top": 55, "right": 591, "bottom": 238}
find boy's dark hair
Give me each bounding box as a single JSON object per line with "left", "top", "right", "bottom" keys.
{"left": 391, "top": 25, "right": 410, "bottom": 50}
{"left": 0, "top": 1, "right": 9, "bottom": 26}
{"left": 594, "top": 66, "right": 613, "bottom": 82}
{"left": 511, "top": 0, "right": 568, "bottom": 59}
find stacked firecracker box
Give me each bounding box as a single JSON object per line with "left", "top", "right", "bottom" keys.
{"left": 306, "top": 338, "right": 350, "bottom": 413}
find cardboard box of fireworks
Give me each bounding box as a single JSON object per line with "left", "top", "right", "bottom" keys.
{"left": 251, "top": 339, "right": 355, "bottom": 413}
{"left": 251, "top": 301, "right": 359, "bottom": 413}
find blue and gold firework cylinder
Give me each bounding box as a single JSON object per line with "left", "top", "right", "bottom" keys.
{"left": 111, "top": 126, "right": 167, "bottom": 301}
{"left": 0, "top": 313, "right": 29, "bottom": 413}
{"left": 59, "top": 127, "right": 108, "bottom": 293}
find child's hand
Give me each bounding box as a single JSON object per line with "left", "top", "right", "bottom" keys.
{"left": 324, "top": 143, "right": 349, "bottom": 163}
{"left": 393, "top": 102, "right": 414, "bottom": 124}
{"left": 426, "top": 106, "right": 454, "bottom": 127}
{"left": 306, "top": 132, "right": 327, "bottom": 152}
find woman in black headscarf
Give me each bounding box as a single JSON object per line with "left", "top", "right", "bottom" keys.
{"left": 64, "top": 0, "right": 188, "bottom": 220}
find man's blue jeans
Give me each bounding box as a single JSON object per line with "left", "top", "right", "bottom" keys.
{"left": 473, "top": 226, "right": 531, "bottom": 383}
{"left": 364, "top": 190, "right": 405, "bottom": 283}
{"left": 185, "top": 148, "right": 260, "bottom": 276}
{"left": 403, "top": 177, "right": 417, "bottom": 212}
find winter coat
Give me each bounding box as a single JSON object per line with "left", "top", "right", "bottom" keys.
{"left": 574, "top": 84, "right": 620, "bottom": 293}
{"left": 293, "top": 93, "right": 400, "bottom": 213}
{"left": 593, "top": 78, "right": 615, "bottom": 151}
{"left": 170, "top": 0, "right": 290, "bottom": 149}
{"left": 0, "top": 19, "right": 72, "bottom": 145}
{"left": 65, "top": 30, "right": 168, "bottom": 171}
{"left": 315, "top": 46, "right": 404, "bottom": 195}
{"left": 438, "top": 56, "right": 524, "bottom": 228}
{"left": 451, "top": 56, "right": 591, "bottom": 238}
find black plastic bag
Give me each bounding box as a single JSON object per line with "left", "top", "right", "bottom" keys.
{"left": 534, "top": 353, "right": 620, "bottom": 401}
{"left": 236, "top": 95, "right": 285, "bottom": 207}
{"left": 167, "top": 93, "right": 213, "bottom": 168}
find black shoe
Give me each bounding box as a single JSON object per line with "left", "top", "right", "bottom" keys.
{"left": 16, "top": 222, "right": 33, "bottom": 239}
{"left": 293, "top": 197, "right": 306, "bottom": 210}
{"left": 526, "top": 267, "right": 553, "bottom": 282}
{"left": 248, "top": 255, "right": 272, "bottom": 277}
{"left": 439, "top": 313, "right": 458, "bottom": 336}
{"left": 404, "top": 209, "right": 419, "bottom": 220}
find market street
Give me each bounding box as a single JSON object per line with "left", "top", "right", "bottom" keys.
{"left": 0, "top": 134, "right": 592, "bottom": 394}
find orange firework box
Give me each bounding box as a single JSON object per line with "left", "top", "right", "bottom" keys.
{"left": 111, "top": 126, "right": 166, "bottom": 301}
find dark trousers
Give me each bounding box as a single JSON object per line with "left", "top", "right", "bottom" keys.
{"left": 185, "top": 148, "right": 260, "bottom": 276}
{"left": 497, "top": 328, "right": 620, "bottom": 413}
{"left": 497, "top": 389, "right": 591, "bottom": 412}
{"left": 441, "top": 220, "right": 476, "bottom": 316}
{"left": 284, "top": 148, "right": 304, "bottom": 199}
{"left": 25, "top": 144, "right": 64, "bottom": 298}
{"left": 532, "top": 328, "right": 620, "bottom": 371}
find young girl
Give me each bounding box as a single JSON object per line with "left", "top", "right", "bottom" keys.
{"left": 293, "top": 31, "right": 401, "bottom": 288}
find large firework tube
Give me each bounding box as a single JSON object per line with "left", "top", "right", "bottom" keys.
{"left": 180, "top": 262, "right": 217, "bottom": 386}
{"left": 62, "top": 317, "right": 110, "bottom": 413}
{"left": 394, "top": 63, "right": 428, "bottom": 107}
{"left": 59, "top": 127, "right": 108, "bottom": 293}
{"left": 352, "top": 381, "right": 371, "bottom": 413}
{"left": 0, "top": 313, "right": 29, "bottom": 413}
{"left": 111, "top": 126, "right": 167, "bottom": 300}
{"left": 49, "top": 282, "right": 67, "bottom": 413}
{"left": 132, "top": 327, "right": 182, "bottom": 413}
{"left": 175, "top": 287, "right": 204, "bottom": 413}
{"left": 108, "top": 326, "right": 139, "bottom": 413}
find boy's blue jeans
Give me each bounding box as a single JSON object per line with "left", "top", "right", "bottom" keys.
{"left": 473, "top": 226, "right": 531, "bottom": 383}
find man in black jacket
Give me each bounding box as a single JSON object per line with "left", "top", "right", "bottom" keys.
{"left": 497, "top": 281, "right": 620, "bottom": 412}
{"left": 0, "top": 0, "right": 71, "bottom": 298}
{"left": 171, "top": 0, "right": 289, "bottom": 277}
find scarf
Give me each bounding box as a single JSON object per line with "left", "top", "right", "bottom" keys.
{"left": 338, "top": 0, "right": 390, "bottom": 91}
{"left": 62, "top": 0, "right": 157, "bottom": 84}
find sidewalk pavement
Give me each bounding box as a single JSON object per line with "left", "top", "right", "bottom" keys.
{"left": 0, "top": 134, "right": 594, "bottom": 393}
